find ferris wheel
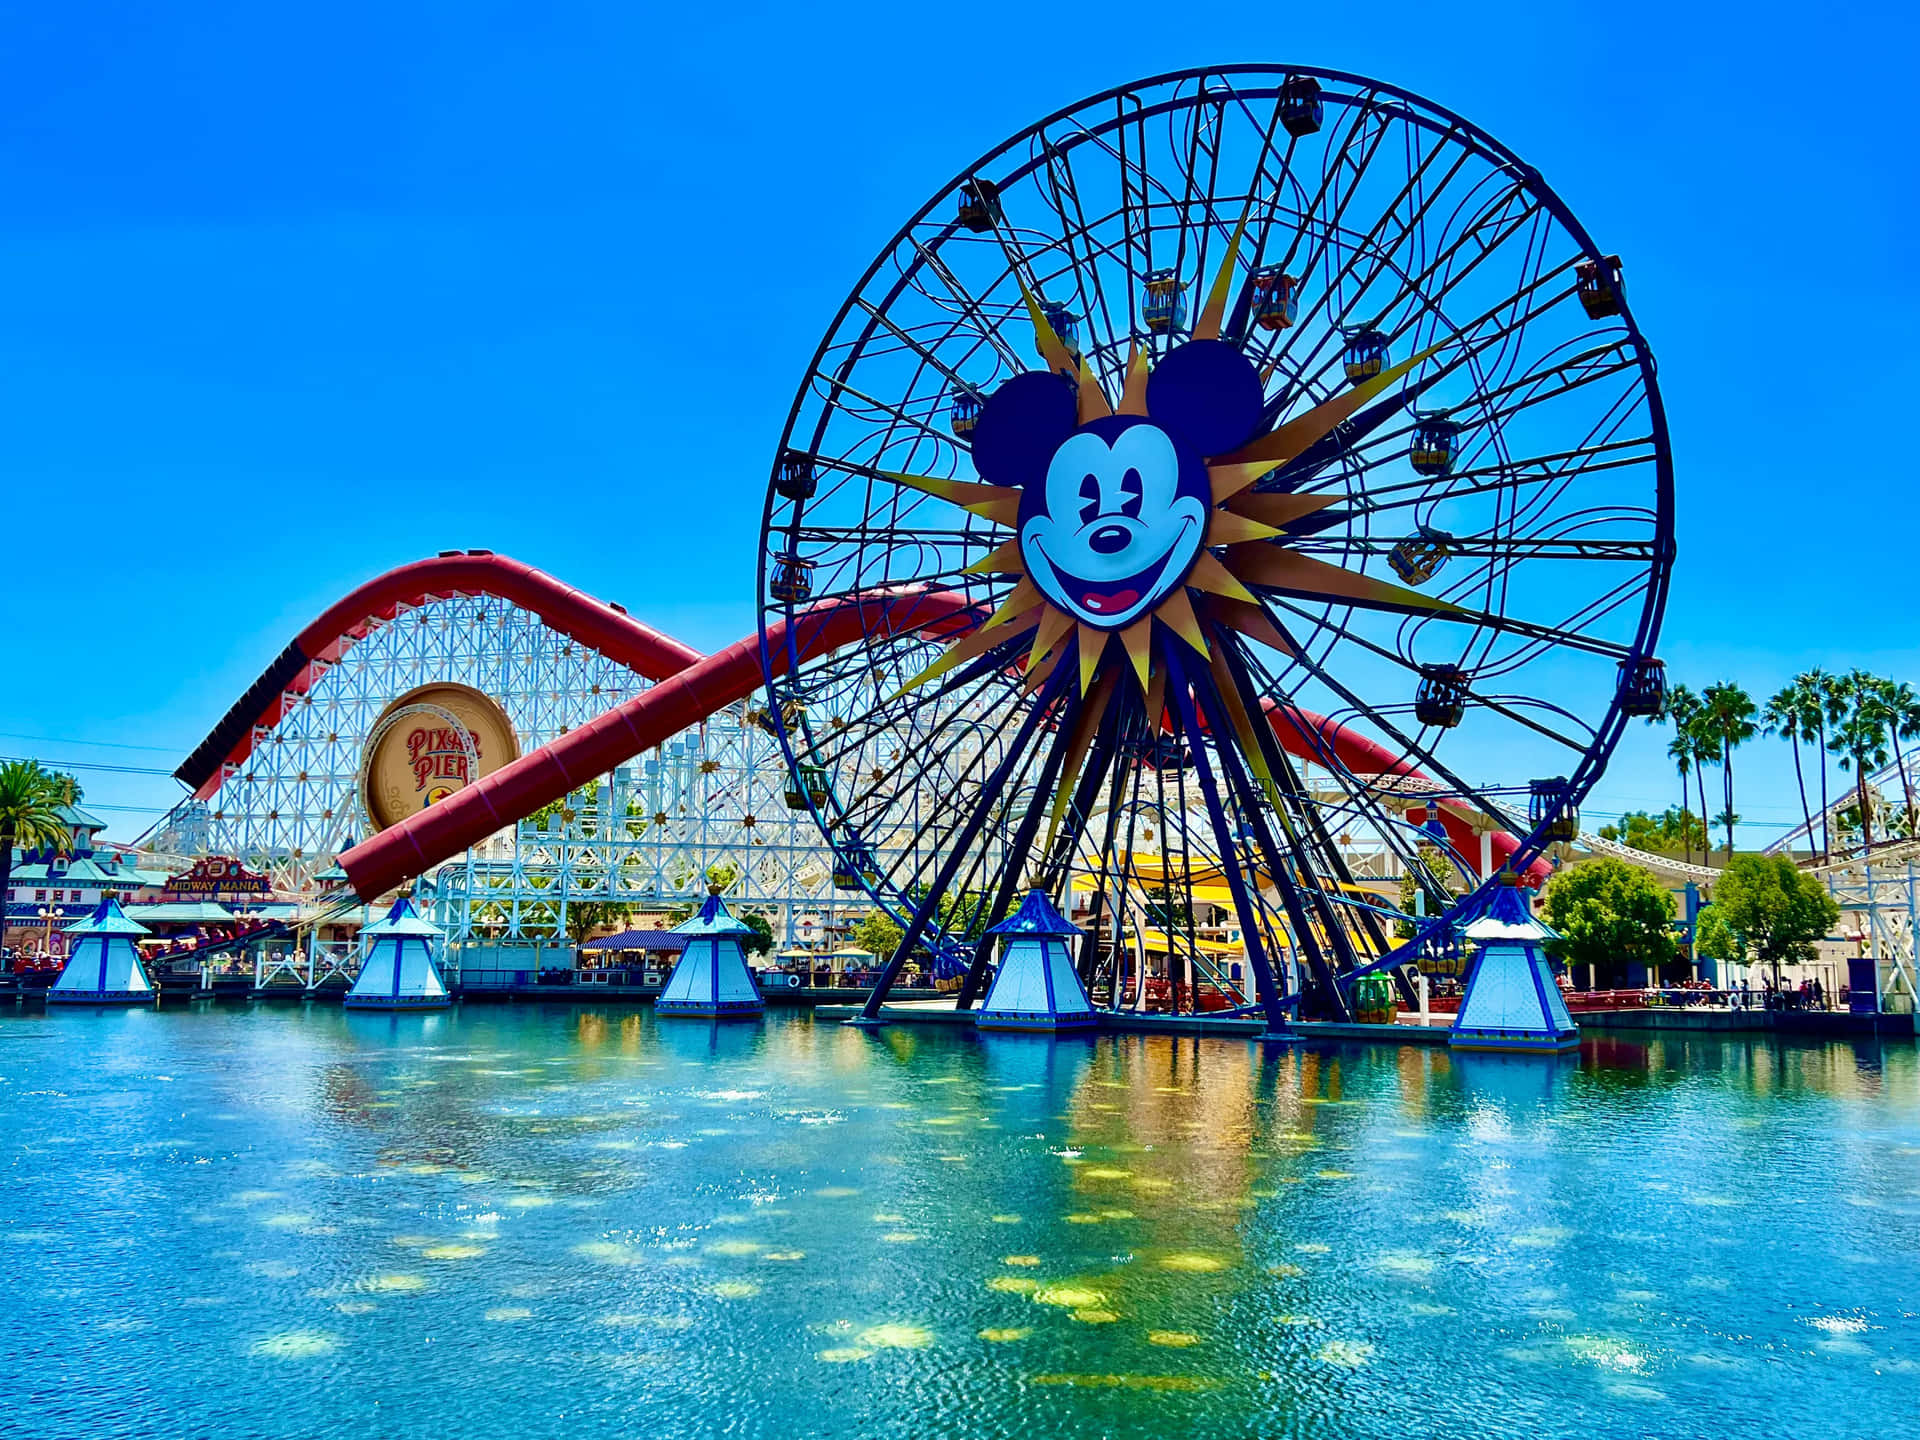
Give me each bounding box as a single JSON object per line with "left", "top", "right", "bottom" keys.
{"left": 757, "top": 66, "right": 1673, "bottom": 1026}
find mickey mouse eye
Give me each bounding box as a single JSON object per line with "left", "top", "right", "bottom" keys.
{"left": 1121, "top": 467, "right": 1143, "bottom": 519}
{"left": 1078, "top": 473, "right": 1101, "bottom": 525}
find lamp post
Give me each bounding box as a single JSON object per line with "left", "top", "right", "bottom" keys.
{"left": 36, "top": 905, "right": 60, "bottom": 965}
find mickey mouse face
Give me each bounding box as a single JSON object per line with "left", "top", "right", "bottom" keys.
{"left": 1021, "top": 416, "right": 1207, "bottom": 627}
{"left": 969, "top": 338, "right": 1264, "bottom": 632}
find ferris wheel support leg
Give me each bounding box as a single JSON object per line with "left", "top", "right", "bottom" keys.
{"left": 853, "top": 667, "right": 1072, "bottom": 1023}
{"left": 1212, "top": 646, "right": 1353, "bottom": 1021}
{"left": 954, "top": 699, "right": 1087, "bottom": 1010}
{"left": 1166, "top": 650, "right": 1289, "bottom": 1035}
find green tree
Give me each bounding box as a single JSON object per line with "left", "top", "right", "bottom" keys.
{"left": 850, "top": 911, "right": 904, "bottom": 961}
{"left": 563, "top": 898, "right": 634, "bottom": 944}
{"left": 0, "top": 760, "right": 67, "bottom": 945}
{"left": 47, "top": 772, "right": 82, "bottom": 806}
{"left": 1692, "top": 906, "right": 1744, "bottom": 973}
{"left": 1597, "top": 807, "right": 1706, "bottom": 857}
{"left": 739, "top": 911, "right": 774, "bottom": 957}
{"left": 1711, "top": 853, "right": 1840, "bottom": 988}
{"left": 1540, "top": 857, "right": 1677, "bottom": 988}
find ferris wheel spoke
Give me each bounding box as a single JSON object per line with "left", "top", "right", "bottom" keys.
{"left": 1250, "top": 593, "right": 1596, "bottom": 753}
{"left": 1352, "top": 435, "right": 1655, "bottom": 511}
{"left": 1251, "top": 622, "right": 1530, "bottom": 843}
{"left": 1285, "top": 536, "right": 1657, "bottom": 563}
{"left": 901, "top": 240, "right": 1028, "bottom": 374}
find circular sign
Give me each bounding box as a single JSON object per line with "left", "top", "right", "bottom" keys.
{"left": 360, "top": 683, "right": 519, "bottom": 833}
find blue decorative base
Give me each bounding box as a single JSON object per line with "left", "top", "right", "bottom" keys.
{"left": 342, "top": 996, "right": 454, "bottom": 1011}
{"left": 974, "top": 1011, "right": 1098, "bottom": 1032}
{"left": 655, "top": 999, "right": 765, "bottom": 1018}
{"left": 1449, "top": 1028, "right": 1579, "bottom": 1053}
{"left": 46, "top": 991, "right": 151, "bottom": 1006}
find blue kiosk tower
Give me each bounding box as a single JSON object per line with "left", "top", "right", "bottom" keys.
{"left": 48, "top": 897, "right": 155, "bottom": 1005}
{"left": 1449, "top": 876, "right": 1579, "bottom": 1053}
{"left": 975, "top": 888, "right": 1096, "bottom": 1033}
{"left": 345, "top": 897, "right": 452, "bottom": 1010}
{"left": 656, "top": 889, "right": 764, "bottom": 1018}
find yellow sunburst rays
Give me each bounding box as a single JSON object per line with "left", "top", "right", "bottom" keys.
{"left": 886, "top": 205, "right": 1463, "bottom": 701}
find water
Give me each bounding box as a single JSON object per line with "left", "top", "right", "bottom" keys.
{"left": 2, "top": 1006, "right": 1916, "bottom": 1439}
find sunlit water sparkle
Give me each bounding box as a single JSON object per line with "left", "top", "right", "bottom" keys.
{"left": 2, "top": 1006, "right": 1917, "bottom": 1437}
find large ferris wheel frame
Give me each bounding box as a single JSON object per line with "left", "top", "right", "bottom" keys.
{"left": 757, "top": 64, "right": 1674, "bottom": 1027}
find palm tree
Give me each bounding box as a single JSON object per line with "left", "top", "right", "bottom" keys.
{"left": 0, "top": 760, "right": 69, "bottom": 955}
{"left": 1683, "top": 708, "right": 1719, "bottom": 863}
{"left": 1662, "top": 683, "right": 1703, "bottom": 865}
{"left": 1699, "top": 681, "right": 1757, "bottom": 860}
{"left": 1878, "top": 678, "right": 1920, "bottom": 824}
{"left": 1666, "top": 734, "right": 1696, "bottom": 865}
{"left": 1809, "top": 669, "right": 1849, "bottom": 860}
{"left": 1831, "top": 675, "right": 1892, "bottom": 853}
{"left": 1762, "top": 683, "right": 1817, "bottom": 860}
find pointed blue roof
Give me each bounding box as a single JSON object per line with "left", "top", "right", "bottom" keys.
{"left": 57, "top": 802, "right": 106, "bottom": 831}
{"left": 361, "top": 896, "right": 443, "bottom": 939}
{"left": 674, "top": 890, "right": 752, "bottom": 936}
{"left": 987, "top": 887, "right": 1082, "bottom": 938}
{"left": 63, "top": 896, "right": 151, "bottom": 937}
{"left": 1463, "top": 877, "right": 1558, "bottom": 943}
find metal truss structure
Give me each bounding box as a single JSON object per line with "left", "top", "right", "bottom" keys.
{"left": 419, "top": 706, "right": 882, "bottom": 961}
{"left": 151, "top": 589, "right": 859, "bottom": 942}
{"left": 1814, "top": 844, "right": 1920, "bottom": 1012}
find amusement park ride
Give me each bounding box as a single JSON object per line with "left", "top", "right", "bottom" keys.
{"left": 151, "top": 66, "right": 1680, "bottom": 1025}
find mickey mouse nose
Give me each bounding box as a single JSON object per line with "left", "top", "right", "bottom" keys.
{"left": 1089, "top": 524, "right": 1131, "bottom": 555}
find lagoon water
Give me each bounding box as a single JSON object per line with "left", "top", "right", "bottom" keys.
{"left": 1, "top": 1005, "right": 1916, "bottom": 1438}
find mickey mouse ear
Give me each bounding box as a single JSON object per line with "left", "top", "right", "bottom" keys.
{"left": 970, "top": 370, "right": 1078, "bottom": 490}
{"left": 1145, "top": 339, "right": 1264, "bottom": 458}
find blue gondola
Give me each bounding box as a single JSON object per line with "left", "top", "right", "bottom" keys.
{"left": 1529, "top": 777, "right": 1578, "bottom": 842}
{"left": 1410, "top": 413, "right": 1461, "bottom": 477}
{"left": 1389, "top": 525, "right": 1454, "bottom": 585}
{"left": 1249, "top": 267, "right": 1300, "bottom": 330}
{"left": 1576, "top": 253, "right": 1624, "bottom": 319}
{"left": 1343, "top": 327, "right": 1389, "bottom": 384}
{"left": 1039, "top": 300, "right": 1079, "bottom": 357}
{"left": 775, "top": 452, "right": 816, "bottom": 502}
{"left": 1414, "top": 664, "right": 1469, "bottom": 729}
{"left": 1616, "top": 656, "right": 1667, "bottom": 717}
{"left": 957, "top": 177, "right": 1002, "bottom": 233}
{"left": 770, "top": 554, "right": 815, "bottom": 604}
{"left": 1279, "top": 74, "right": 1324, "bottom": 137}
{"left": 784, "top": 763, "right": 829, "bottom": 811}
{"left": 949, "top": 385, "right": 983, "bottom": 438}
{"left": 1143, "top": 268, "right": 1187, "bottom": 334}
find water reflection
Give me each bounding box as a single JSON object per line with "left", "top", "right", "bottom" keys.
{"left": 1, "top": 1005, "right": 1916, "bottom": 1439}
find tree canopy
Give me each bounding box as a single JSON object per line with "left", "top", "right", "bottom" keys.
{"left": 1539, "top": 857, "right": 1677, "bottom": 985}
{"left": 1692, "top": 906, "right": 1744, "bottom": 969}
{"left": 1597, "top": 807, "right": 1707, "bottom": 857}
{"left": 738, "top": 911, "right": 774, "bottom": 957}
{"left": 1711, "top": 854, "right": 1839, "bottom": 982}
{"left": 851, "top": 912, "right": 904, "bottom": 962}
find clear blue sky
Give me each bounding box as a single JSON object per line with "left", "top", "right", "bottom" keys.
{"left": 3, "top": 0, "right": 1914, "bottom": 843}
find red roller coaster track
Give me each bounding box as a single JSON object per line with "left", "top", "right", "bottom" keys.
{"left": 173, "top": 551, "right": 1545, "bottom": 902}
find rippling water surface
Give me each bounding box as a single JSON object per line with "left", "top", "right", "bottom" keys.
{"left": 2, "top": 1005, "right": 1917, "bottom": 1438}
